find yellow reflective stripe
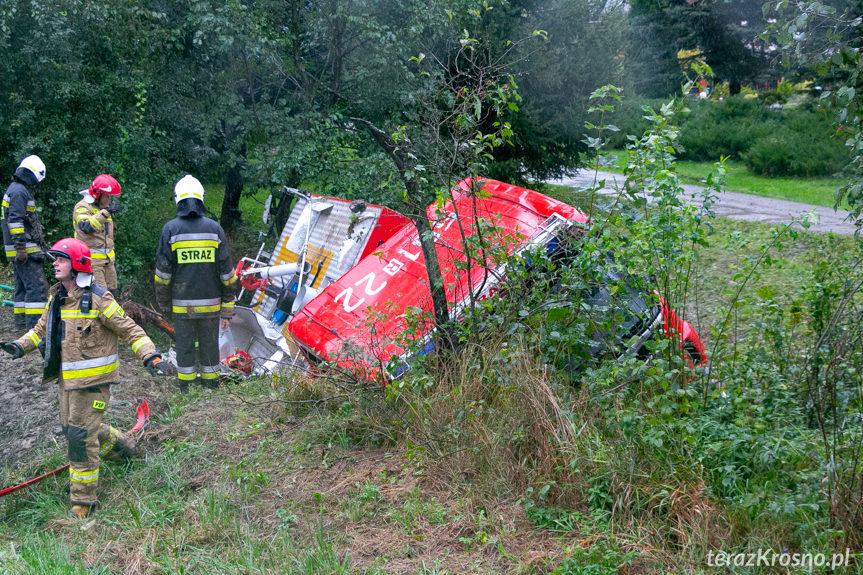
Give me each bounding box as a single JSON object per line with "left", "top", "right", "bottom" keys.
{"left": 1, "top": 200, "right": 7, "bottom": 207}
{"left": 63, "top": 359, "right": 119, "bottom": 380}
{"left": 26, "top": 330, "right": 41, "bottom": 346}
{"left": 24, "top": 307, "right": 44, "bottom": 315}
{"left": 60, "top": 310, "right": 100, "bottom": 319}
{"left": 69, "top": 468, "right": 99, "bottom": 483}
{"left": 221, "top": 276, "right": 237, "bottom": 286}
{"left": 200, "top": 372, "right": 219, "bottom": 380}
{"left": 8, "top": 226, "right": 23, "bottom": 234}
{"left": 5, "top": 250, "right": 15, "bottom": 257}
{"left": 172, "top": 304, "right": 221, "bottom": 314}
{"left": 103, "top": 301, "right": 121, "bottom": 318}
{"left": 154, "top": 275, "right": 170, "bottom": 285}
{"left": 84, "top": 215, "right": 103, "bottom": 230}
{"left": 26, "top": 205, "right": 36, "bottom": 212}
{"left": 177, "top": 372, "right": 197, "bottom": 381}
{"left": 131, "top": 336, "right": 152, "bottom": 353}
{"left": 99, "top": 427, "right": 119, "bottom": 456}
{"left": 90, "top": 250, "right": 114, "bottom": 260}
{"left": 171, "top": 240, "right": 218, "bottom": 251}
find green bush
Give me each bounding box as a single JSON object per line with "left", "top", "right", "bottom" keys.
{"left": 744, "top": 110, "right": 849, "bottom": 177}
{"left": 678, "top": 96, "right": 778, "bottom": 161}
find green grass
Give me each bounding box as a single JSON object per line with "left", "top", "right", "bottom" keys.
{"left": 3, "top": 200, "right": 862, "bottom": 572}
{"left": 596, "top": 150, "right": 845, "bottom": 208}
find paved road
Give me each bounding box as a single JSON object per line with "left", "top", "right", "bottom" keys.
{"left": 546, "top": 170, "right": 858, "bottom": 235}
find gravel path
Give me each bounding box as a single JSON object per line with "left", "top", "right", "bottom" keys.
{"left": 546, "top": 170, "right": 858, "bottom": 235}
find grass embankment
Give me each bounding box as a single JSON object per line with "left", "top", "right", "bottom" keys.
{"left": 598, "top": 151, "right": 845, "bottom": 208}
{"left": 1, "top": 211, "right": 859, "bottom": 574}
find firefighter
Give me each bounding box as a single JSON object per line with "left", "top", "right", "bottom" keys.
{"left": 0, "top": 238, "right": 170, "bottom": 518}
{"left": 73, "top": 174, "right": 123, "bottom": 292}
{"left": 2, "top": 155, "right": 48, "bottom": 331}
{"left": 154, "top": 175, "right": 237, "bottom": 391}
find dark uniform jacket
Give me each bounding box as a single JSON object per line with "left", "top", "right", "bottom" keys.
{"left": 154, "top": 200, "right": 237, "bottom": 319}
{"left": 14, "top": 283, "right": 157, "bottom": 389}
{"left": 2, "top": 180, "right": 44, "bottom": 259}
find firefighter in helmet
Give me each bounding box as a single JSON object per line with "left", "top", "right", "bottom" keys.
{"left": 154, "top": 175, "right": 238, "bottom": 391}
{"left": 0, "top": 238, "right": 171, "bottom": 518}
{"left": 73, "top": 174, "right": 123, "bottom": 292}
{"left": 2, "top": 155, "right": 48, "bottom": 331}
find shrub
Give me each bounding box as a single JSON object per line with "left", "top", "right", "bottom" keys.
{"left": 677, "top": 96, "right": 778, "bottom": 160}
{"left": 744, "top": 109, "right": 849, "bottom": 176}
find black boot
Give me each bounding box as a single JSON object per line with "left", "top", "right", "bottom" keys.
{"left": 198, "top": 376, "right": 220, "bottom": 390}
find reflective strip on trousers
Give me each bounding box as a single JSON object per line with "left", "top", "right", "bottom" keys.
{"left": 62, "top": 355, "right": 119, "bottom": 379}
{"left": 177, "top": 365, "right": 197, "bottom": 381}
{"left": 69, "top": 468, "right": 99, "bottom": 484}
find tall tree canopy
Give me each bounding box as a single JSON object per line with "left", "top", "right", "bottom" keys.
{"left": 0, "top": 0, "right": 626, "bottom": 289}
{"left": 627, "top": 0, "right": 775, "bottom": 96}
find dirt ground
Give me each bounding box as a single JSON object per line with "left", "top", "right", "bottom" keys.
{"left": 0, "top": 299, "right": 176, "bottom": 472}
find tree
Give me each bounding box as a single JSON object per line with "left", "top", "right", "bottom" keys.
{"left": 487, "top": 0, "right": 629, "bottom": 182}
{"left": 768, "top": 0, "right": 863, "bottom": 227}
{"left": 627, "top": 0, "right": 775, "bottom": 96}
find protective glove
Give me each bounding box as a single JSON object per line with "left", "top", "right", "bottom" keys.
{"left": 144, "top": 354, "right": 175, "bottom": 376}
{"left": 14, "top": 245, "right": 27, "bottom": 263}
{"left": 0, "top": 342, "right": 24, "bottom": 359}
{"left": 104, "top": 203, "right": 125, "bottom": 215}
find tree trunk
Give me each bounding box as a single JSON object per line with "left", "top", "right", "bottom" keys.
{"left": 220, "top": 142, "right": 246, "bottom": 232}
{"left": 729, "top": 78, "right": 741, "bottom": 95}
{"left": 404, "top": 181, "right": 451, "bottom": 333}
{"left": 351, "top": 117, "right": 451, "bottom": 333}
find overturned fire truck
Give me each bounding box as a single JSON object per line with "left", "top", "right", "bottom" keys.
{"left": 220, "top": 177, "right": 706, "bottom": 380}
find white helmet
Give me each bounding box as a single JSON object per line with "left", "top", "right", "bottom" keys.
{"left": 18, "top": 155, "right": 46, "bottom": 183}
{"left": 174, "top": 174, "right": 204, "bottom": 204}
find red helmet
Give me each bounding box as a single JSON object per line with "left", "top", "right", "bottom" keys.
{"left": 48, "top": 238, "right": 92, "bottom": 274}
{"left": 88, "top": 174, "right": 121, "bottom": 199}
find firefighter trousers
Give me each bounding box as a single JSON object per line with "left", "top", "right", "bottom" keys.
{"left": 59, "top": 381, "right": 137, "bottom": 508}
{"left": 12, "top": 257, "right": 47, "bottom": 330}
{"left": 174, "top": 316, "right": 221, "bottom": 386}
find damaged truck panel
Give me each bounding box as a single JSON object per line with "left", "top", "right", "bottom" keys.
{"left": 287, "top": 177, "right": 590, "bottom": 379}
